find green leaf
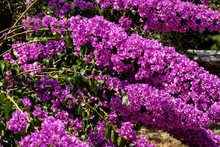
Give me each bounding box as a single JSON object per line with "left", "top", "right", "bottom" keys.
{"left": 1, "top": 63, "right": 5, "bottom": 75}
{"left": 80, "top": 68, "right": 86, "bottom": 76}
{"left": 82, "top": 110, "right": 86, "bottom": 118}
{"left": 65, "top": 77, "right": 72, "bottom": 85}
{"left": 122, "top": 95, "right": 130, "bottom": 106}
{"left": 117, "top": 137, "right": 125, "bottom": 147}
{"left": 4, "top": 102, "right": 13, "bottom": 119}
{"left": 0, "top": 93, "right": 5, "bottom": 107}
{"left": 105, "top": 125, "right": 112, "bottom": 140}
{"left": 98, "top": 9, "right": 104, "bottom": 16}
{"left": 111, "top": 130, "right": 117, "bottom": 145}
{"left": 43, "top": 58, "right": 50, "bottom": 67}
{"left": 40, "top": 37, "right": 48, "bottom": 46}
{"left": 96, "top": 80, "right": 104, "bottom": 88}
{"left": 64, "top": 35, "right": 74, "bottom": 48}
{"left": 78, "top": 103, "right": 82, "bottom": 116}
{"left": 82, "top": 121, "right": 86, "bottom": 131}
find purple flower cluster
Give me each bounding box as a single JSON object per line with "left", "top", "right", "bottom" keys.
{"left": 23, "top": 15, "right": 70, "bottom": 33}
{"left": 19, "top": 116, "right": 90, "bottom": 146}
{"left": 166, "top": 127, "right": 220, "bottom": 147}
{"left": 34, "top": 76, "right": 76, "bottom": 109}
{"left": 6, "top": 110, "right": 29, "bottom": 134}
{"left": 95, "top": 0, "right": 220, "bottom": 32}
{"left": 116, "top": 122, "right": 136, "bottom": 141}
{"left": 105, "top": 76, "right": 211, "bottom": 128}
{"left": 74, "top": 0, "right": 94, "bottom": 9}
{"left": 119, "top": 15, "right": 132, "bottom": 30}
{"left": 86, "top": 121, "right": 117, "bottom": 147}
{"left": 55, "top": 3, "right": 73, "bottom": 17}
{"left": 4, "top": 39, "right": 66, "bottom": 65}
{"left": 48, "top": 0, "right": 74, "bottom": 17}
{"left": 48, "top": 0, "right": 65, "bottom": 9}
{"left": 20, "top": 97, "right": 32, "bottom": 109}
{"left": 22, "top": 16, "right": 41, "bottom": 31}
{"left": 3, "top": 39, "right": 67, "bottom": 75}
{"left": 33, "top": 106, "right": 48, "bottom": 118}
{"left": 133, "top": 135, "right": 156, "bottom": 147}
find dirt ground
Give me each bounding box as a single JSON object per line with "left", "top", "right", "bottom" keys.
{"left": 138, "top": 123, "right": 220, "bottom": 147}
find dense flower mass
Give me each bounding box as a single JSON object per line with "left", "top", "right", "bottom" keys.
{"left": 17, "top": 11, "right": 220, "bottom": 146}
{"left": 95, "top": 0, "right": 220, "bottom": 32}
{"left": 1, "top": 0, "right": 220, "bottom": 146}
{"left": 19, "top": 116, "right": 90, "bottom": 147}
{"left": 6, "top": 111, "right": 29, "bottom": 134}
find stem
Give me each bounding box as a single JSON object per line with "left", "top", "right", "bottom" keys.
{"left": 0, "top": 25, "right": 22, "bottom": 34}
{"left": 0, "top": 28, "right": 49, "bottom": 44}
{"left": 80, "top": 99, "right": 105, "bottom": 120}
{"left": 0, "top": 90, "right": 23, "bottom": 112}
{"left": 0, "top": 26, "right": 24, "bottom": 40}
{"left": 15, "top": 67, "right": 57, "bottom": 77}
{"left": 0, "top": 0, "right": 39, "bottom": 48}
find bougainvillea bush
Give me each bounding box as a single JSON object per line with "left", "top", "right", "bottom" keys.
{"left": 0, "top": 0, "right": 220, "bottom": 146}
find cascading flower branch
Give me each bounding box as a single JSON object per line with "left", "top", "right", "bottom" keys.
{"left": 18, "top": 10, "right": 220, "bottom": 146}
{"left": 95, "top": 0, "right": 220, "bottom": 32}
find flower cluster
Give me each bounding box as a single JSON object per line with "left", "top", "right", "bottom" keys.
{"left": 33, "top": 106, "right": 48, "bottom": 118}
{"left": 119, "top": 15, "right": 132, "bottom": 30}
{"left": 95, "top": 0, "right": 220, "bottom": 32}
{"left": 3, "top": 39, "right": 68, "bottom": 75}
{"left": 20, "top": 98, "right": 32, "bottom": 109}
{"left": 116, "top": 122, "right": 136, "bottom": 141}
{"left": 34, "top": 76, "right": 76, "bottom": 108}
{"left": 74, "top": 0, "right": 94, "bottom": 9}
{"left": 6, "top": 110, "right": 29, "bottom": 134}
{"left": 133, "top": 135, "right": 156, "bottom": 147}
{"left": 19, "top": 116, "right": 90, "bottom": 146}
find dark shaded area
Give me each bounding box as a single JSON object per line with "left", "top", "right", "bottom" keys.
{"left": 0, "top": 1, "right": 13, "bottom": 56}
{"left": 198, "top": 61, "right": 220, "bottom": 76}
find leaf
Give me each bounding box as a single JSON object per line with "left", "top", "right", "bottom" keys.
{"left": 80, "top": 68, "right": 86, "bottom": 76}
{"left": 64, "top": 35, "right": 74, "bottom": 48}
{"left": 0, "top": 93, "right": 6, "bottom": 106}
{"left": 78, "top": 103, "right": 82, "bottom": 116}
{"left": 82, "top": 121, "right": 86, "bottom": 132}
{"left": 117, "top": 137, "right": 125, "bottom": 147}
{"left": 4, "top": 102, "right": 13, "bottom": 119}
{"left": 111, "top": 130, "right": 117, "bottom": 145}
{"left": 40, "top": 37, "right": 48, "bottom": 46}
{"left": 96, "top": 80, "right": 104, "bottom": 89}
{"left": 122, "top": 95, "right": 130, "bottom": 106}
{"left": 43, "top": 58, "right": 49, "bottom": 67}
{"left": 1, "top": 63, "right": 5, "bottom": 75}
{"left": 65, "top": 77, "right": 72, "bottom": 85}
{"left": 98, "top": 9, "right": 104, "bottom": 16}
{"left": 105, "top": 125, "right": 112, "bottom": 140}
{"left": 82, "top": 109, "right": 86, "bottom": 119}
